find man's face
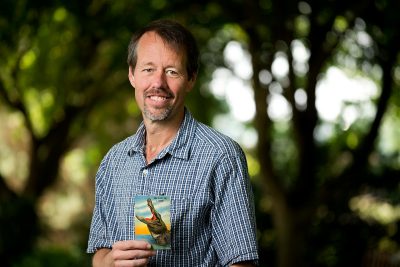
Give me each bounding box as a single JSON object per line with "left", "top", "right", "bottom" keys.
{"left": 129, "top": 31, "right": 195, "bottom": 123}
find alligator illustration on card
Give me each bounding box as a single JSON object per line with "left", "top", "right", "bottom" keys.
{"left": 134, "top": 195, "right": 171, "bottom": 250}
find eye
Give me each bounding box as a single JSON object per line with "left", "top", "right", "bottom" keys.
{"left": 166, "top": 69, "right": 180, "bottom": 77}
{"left": 142, "top": 68, "right": 154, "bottom": 73}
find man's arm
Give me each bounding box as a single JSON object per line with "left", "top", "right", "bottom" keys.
{"left": 211, "top": 153, "right": 259, "bottom": 265}
{"left": 92, "top": 248, "right": 111, "bottom": 267}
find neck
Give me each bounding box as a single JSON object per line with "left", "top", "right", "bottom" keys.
{"left": 145, "top": 127, "right": 176, "bottom": 151}
{"left": 143, "top": 111, "right": 184, "bottom": 162}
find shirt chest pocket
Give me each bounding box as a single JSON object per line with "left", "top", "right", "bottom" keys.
{"left": 170, "top": 196, "right": 212, "bottom": 252}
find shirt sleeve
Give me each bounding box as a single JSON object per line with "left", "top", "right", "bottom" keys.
{"left": 211, "top": 145, "right": 259, "bottom": 266}
{"left": 87, "top": 155, "right": 113, "bottom": 253}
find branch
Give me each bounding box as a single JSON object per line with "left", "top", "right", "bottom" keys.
{"left": 245, "top": 30, "right": 286, "bottom": 203}
{"left": 0, "top": 76, "right": 25, "bottom": 115}
{"left": 0, "top": 49, "right": 35, "bottom": 135}
{"left": 351, "top": 40, "right": 398, "bottom": 170}
{"left": 22, "top": 103, "right": 80, "bottom": 199}
{"left": 0, "top": 173, "right": 16, "bottom": 200}
{"left": 319, "top": 38, "right": 399, "bottom": 206}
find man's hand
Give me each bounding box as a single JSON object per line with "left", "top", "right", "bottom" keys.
{"left": 93, "top": 240, "right": 156, "bottom": 267}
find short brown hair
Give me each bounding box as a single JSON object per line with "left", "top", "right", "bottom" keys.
{"left": 127, "top": 19, "right": 199, "bottom": 81}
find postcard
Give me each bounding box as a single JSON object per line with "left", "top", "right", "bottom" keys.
{"left": 134, "top": 195, "right": 171, "bottom": 250}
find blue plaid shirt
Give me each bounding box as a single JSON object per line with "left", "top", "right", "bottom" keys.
{"left": 87, "top": 109, "right": 259, "bottom": 266}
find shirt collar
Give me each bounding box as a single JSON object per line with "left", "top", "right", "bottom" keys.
{"left": 129, "top": 122, "right": 146, "bottom": 155}
{"left": 128, "top": 108, "right": 196, "bottom": 161}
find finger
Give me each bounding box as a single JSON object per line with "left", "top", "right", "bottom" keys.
{"left": 113, "top": 240, "right": 152, "bottom": 250}
{"left": 133, "top": 249, "right": 157, "bottom": 259}
{"left": 114, "top": 258, "right": 150, "bottom": 267}
{"left": 111, "top": 248, "right": 156, "bottom": 261}
{"left": 118, "top": 249, "right": 156, "bottom": 259}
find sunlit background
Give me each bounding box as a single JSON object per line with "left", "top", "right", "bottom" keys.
{"left": 1, "top": 1, "right": 399, "bottom": 266}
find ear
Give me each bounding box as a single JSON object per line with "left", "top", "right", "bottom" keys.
{"left": 128, "top": 66, "right": 135, "bottom": 88}
{"left": 186, "top": 74, "right": 197, "bottom": 92}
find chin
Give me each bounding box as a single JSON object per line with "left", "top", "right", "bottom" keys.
{"left": 144, "top": 106, "right": 174, "bottom": 121}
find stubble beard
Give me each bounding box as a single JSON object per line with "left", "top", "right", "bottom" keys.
{"left": 143, "top": 104, "right": 173, "bottom": 121}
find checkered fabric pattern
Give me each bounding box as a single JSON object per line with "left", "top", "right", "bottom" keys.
{"left": 87, "top": 109, "right": 259, "bottom": 266}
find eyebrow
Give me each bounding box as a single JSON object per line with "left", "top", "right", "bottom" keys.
{"left": 137, "top": 62, "right": 156, "bottom": 67}
{"left": 138, "top": 61, "right": 183, "bottom": 71}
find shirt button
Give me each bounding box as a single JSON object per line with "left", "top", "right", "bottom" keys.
{"left": 143, "top": 169, "right": 148, "bottom": 176}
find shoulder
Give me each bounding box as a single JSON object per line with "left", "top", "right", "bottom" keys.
{"left": 99, "top": 134, "right": 137, "bottom": 167}
{"left": 95, "top": 134, "right": 138, "bottom": 187}
{"left": 194, "top": 121, "right": 244, "bottom": 157}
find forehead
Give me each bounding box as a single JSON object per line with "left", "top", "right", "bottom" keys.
{"left": 137, "top": 32, "right": 180, "bottom": 58}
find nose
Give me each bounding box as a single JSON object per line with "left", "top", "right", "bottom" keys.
{"left": 150, "top": 70, "right": 167, "bottom": 89}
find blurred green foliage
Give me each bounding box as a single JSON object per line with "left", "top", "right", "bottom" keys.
{"left": 11, "top": 246, "right": 91, "bottom": 267}
{"left": 0, "top": 0, "right": 399, "bottom": 267}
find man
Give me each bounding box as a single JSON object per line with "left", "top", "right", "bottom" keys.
{"left": 87, "top": 19, "right": 259, "bottom": 266}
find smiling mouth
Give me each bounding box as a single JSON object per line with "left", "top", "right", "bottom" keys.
{"left": 145, "top": 89, "right": 173, "bottom": 103}
{"left": 148, "top": 95, "right": 169, "bottom": 101}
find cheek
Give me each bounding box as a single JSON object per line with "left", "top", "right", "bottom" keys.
{"left": 134, "top": 88, "right": 144, "bottom": 106}
{"left": 133, "top": 78, "right": 147, "bottom": 95}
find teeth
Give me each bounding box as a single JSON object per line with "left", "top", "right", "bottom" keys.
{"left": 150, "top": 96, "right": 167, "bottom": 101}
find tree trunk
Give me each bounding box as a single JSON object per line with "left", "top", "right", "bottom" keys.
{"left": 0, "top": 105, "right": 77, "bottom": 264}
{"left": 0, "top": 174, "right": 39, "bottom": 266}
{"left": 273, "top": 201, "right": 308, "bottom": 267}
